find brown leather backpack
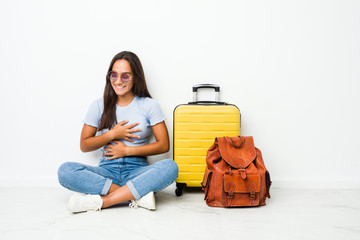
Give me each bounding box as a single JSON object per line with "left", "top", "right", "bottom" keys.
{"left": 202, "top": 136, "right": 271, "bottom": 207}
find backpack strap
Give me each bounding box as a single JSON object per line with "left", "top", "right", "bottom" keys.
{"left": 266, "top": 171, "right": 272, "bottom": 198}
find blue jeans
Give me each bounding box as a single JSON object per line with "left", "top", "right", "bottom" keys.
{"left": 58, "top": 157, "right": 178, "bottom": 200}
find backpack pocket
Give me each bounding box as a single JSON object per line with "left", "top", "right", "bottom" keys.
{"left": 202, "top": 167, "right": 213, "bottom": 202}
{"left": 223, "top": 171, "right": 261, "bottom": 207}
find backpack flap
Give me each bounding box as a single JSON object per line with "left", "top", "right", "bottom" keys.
{"left": 218, "top": 136, "right": 257, "bottom": 169}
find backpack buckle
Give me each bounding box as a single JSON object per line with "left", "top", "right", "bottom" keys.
{"left": 249, "top": 192, "right": 256, "bottom": 200}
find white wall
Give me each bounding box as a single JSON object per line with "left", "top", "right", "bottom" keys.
{"left": 1, "top": 0, "right": 359, "bottom": 188}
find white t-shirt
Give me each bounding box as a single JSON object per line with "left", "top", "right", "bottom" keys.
{"left": 83, "top": 96, "right": 165, "bottom": 150}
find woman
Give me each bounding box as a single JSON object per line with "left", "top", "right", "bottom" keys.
{"left": 58, "top": 51, "right": 178, "bottom": 213}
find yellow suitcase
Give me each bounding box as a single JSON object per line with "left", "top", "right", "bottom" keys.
{"left": 173, "top": 84, "right": 241, "bottom": 196}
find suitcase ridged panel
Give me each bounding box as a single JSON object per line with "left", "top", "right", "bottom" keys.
{"left": 174, "top": 104, "right": 240, "bottom": 187}
{"left": 175, "top": 114, "right": 239, "bottom": 122}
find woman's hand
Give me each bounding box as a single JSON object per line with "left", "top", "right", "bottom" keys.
{"left": 110, "top": 120, "right": 142, "bottom": 142}
{"left": 104, "top": 140, "right": 128, "bottom": 160}
{"left": 119, "top": 121, "right": 170, "bottom": 157}
{"left": 103, "top": 121, "right": 170, "bottom": 159}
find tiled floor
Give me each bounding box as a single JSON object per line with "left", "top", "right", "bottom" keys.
{"left": 0, "top": 185, "right": 359, "bottom": 240}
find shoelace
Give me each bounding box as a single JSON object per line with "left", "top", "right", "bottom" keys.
{"left": 82, "top": 197, "right": 102, "bottom": 212}
{"left": 129, "top": 200, "right": 139, "bottom": 209}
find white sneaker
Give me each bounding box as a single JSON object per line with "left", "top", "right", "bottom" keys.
{"left": 129, "top": 191, "right": 156, "bottom": 210}
{"left": 68, "top": 193, "right": 103, "bottom": 213}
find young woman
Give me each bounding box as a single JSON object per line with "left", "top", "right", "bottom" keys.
{"left": 58, "top": 51, "right": 178, "bottom": 213}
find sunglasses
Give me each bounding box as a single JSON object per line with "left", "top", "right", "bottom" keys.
{"left": 107, "top": 71, "right": 132, "bottom": 83}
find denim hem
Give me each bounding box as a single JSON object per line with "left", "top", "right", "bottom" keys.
{"left": 101, "top": 178, "right": 113, "bottom": 196}
{"left": 126, "top": 180, "right": 141, "bottom": 200}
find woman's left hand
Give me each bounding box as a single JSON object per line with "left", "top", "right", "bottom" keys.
{"left": 104, "top": 140, "right": 128, "bottom": 160}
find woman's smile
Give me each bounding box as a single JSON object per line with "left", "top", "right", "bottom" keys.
{"left": 113, "top": 83, "right": 126, "bottom": 92}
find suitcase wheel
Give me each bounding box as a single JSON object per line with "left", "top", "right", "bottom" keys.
{"left": 175, "top": 183, "right": 186, "bottom": 196}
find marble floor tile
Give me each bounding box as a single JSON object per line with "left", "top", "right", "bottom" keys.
{"left": 0, "top": 186, "right": 359, "bottom": 240}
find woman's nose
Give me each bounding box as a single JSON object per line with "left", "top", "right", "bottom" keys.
{"left": 115, "top": 76, "right": 123, "bottom": 84}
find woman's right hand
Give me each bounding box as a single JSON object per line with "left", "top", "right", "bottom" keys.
{"left": 110, "top": 120, "right": 142, "bottom": 142}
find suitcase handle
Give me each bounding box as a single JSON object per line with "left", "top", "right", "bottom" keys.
{"left": 188, "top": 101, "right": 226, "bottom": 105}
{"left": 192, "top": 84, "right": 220, "bottom": 102}
{"left": 193, "top": 84, "right": 220, "bottom": 92}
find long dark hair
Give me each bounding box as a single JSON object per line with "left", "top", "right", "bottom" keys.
{"left": 98, "top": 51, "right": 152, "bottom": 131}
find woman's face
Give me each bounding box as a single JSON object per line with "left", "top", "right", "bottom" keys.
{"left": 110, "top": 59, "right": 134, "bottom": 98}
